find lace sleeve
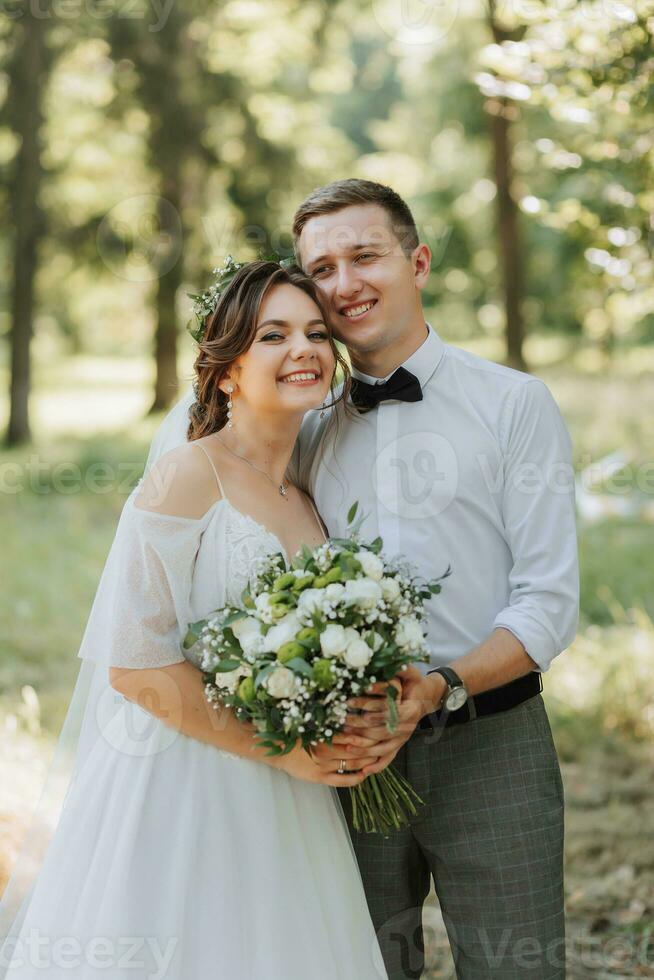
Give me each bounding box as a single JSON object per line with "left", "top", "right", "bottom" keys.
{"left": 77, "top": 493, "right": 213, "bottom": 669}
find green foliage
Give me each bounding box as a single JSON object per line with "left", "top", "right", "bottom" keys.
{"left": 477, "top": 0, "right": 654, "bottom": 349}
{"left": 579, "top": 521, "right": 654, "bottom": 625}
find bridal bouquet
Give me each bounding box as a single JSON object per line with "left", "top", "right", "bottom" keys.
{"left": 184, "top": 503, "right": 449, "bottom": 835}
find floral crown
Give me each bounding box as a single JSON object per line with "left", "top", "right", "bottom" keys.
{"left": 186, "top": 252, "right": 296, "bottom": 345}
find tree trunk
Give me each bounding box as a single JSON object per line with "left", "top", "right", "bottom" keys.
{"left": 487, "top": 0, "right": 527, "bottom": 372}
{"left": 149, "top": 168, "right": 182, "bottom": 413}
{"left": 5, "top": 15, "right": 49, "bottom": 446}
{"left": 491, "top": 103, "right": 526, "bottom": 371}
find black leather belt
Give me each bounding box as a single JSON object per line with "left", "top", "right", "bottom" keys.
{"left": 417, "top": 671, "right": 543, "bottom": 731}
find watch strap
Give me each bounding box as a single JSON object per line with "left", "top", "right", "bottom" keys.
{"left": 428, "top": 666, "right": 464, "bottom": 690}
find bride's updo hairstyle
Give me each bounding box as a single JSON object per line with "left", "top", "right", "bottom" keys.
{"left": 187, "top": 260, "right": 352, "bottom": 441}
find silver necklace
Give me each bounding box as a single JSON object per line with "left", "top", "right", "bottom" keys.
{"left": 212, "top": 434, "right": 290, "bottom": 499}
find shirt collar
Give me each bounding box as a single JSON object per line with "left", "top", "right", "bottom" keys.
{"left": 350, "top": 322, "right": 445, "bottom": 388}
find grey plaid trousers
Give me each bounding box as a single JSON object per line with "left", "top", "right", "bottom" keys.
{"left": 338, "top": 693, "right": 565, "bottom": 979}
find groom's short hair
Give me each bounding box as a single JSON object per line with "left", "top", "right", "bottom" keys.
{"left": 292, "top": 179, "right": 419, "bottom": 260}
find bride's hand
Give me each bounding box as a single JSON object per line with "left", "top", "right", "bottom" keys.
{"left": 273, "top": 743, "right": 376, "bottom": 788}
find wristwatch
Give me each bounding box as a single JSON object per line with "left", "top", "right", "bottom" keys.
{"left": 428, "top": 666, "right": 469, "bottom": 712}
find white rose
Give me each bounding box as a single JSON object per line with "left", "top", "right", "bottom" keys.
{"left": 380, "top": 577, "right": 401, "bottom": 602}
{"left": 216, "top": 664, "right": 250, "bottom": 695}
{"left": 395, "top": 616, "right": 424, "bottom": 649}
{"left": 230, "top": 616, "right": 261, "bottom": 642}
{"left": 325, "top": 583, "right": 345, "bottom": 604}
{"left": 343, "top": 577, "right": 383, "bottom": 611}
{"left": 254, "top": 593, "right": 275, "bottom": 623}
{"left": 263, "top": 611, "right": 301, "bottom": 653}
{"left": 343, "top": 639, "right": 373, "bottom": 669}
{"left": 297, "top": 588, "right": 324, "bottom": 618}
{"left": 343, "top": 626, "right": 361, "bottom": 647}
{"left": 267, "top": 666, "right": 298, "bottom": 699}
{"left": 240, "top": 632, "right": 265, "bottom": 658}
{"left": 320, "top": 624, "right": 348, "bottom": 658}
{"left": 354, "top": 550, "right": 384, "bottom": 581}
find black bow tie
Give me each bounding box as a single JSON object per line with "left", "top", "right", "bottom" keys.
{"left": 350, "top": 367, "right": 423, "bottom": 414}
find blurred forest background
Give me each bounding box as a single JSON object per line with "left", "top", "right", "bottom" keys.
{"left": 1, "top": 0, "right": 653, "bottom": 975}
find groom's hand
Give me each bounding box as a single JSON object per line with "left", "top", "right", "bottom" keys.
{"left": 343, "top": 667, "right": 447, "bottom": 775}
{"left": 308, "top": 678, "right": 403, "bottom": 774}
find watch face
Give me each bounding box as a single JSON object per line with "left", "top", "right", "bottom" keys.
{"left": 446, "top": 686, "right": 468, "bottom": 711}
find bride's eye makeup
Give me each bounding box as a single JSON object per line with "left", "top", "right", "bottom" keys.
{"left": 259, "top": 330, "right": 329, "bottom": 342}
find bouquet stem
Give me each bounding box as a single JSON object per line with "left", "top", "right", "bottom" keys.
{"left": 349, "top": 765, "right": 424, "bottom": 835}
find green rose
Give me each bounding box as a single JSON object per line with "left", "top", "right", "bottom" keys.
{"left": 297, "top": 627, "right": 320, "bottom": 650}
{"left": 237, "top": 675, "right": 255, "bottom": 704}
{"left": 277, "top": 641, "right": 307, "bottom": 663}
{"left": 273, "top": 572, "right": 296, "bottom": 591}
{"left": 312, "top": 658, "right": 336, "bottom": 690}
{"left": 269, "top": 590, "right": 293, "bottom": 605}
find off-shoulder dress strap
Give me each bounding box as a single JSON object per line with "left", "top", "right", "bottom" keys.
{"left": 193, "top": 442, "right": 227, "bottom": 501}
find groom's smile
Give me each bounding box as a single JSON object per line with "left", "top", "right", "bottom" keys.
{"left": 340, "top": 299, "right": 378, "bottom": 320}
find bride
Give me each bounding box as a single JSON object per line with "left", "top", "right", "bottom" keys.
{"left": 0, "top": 260, "right": 389, "bottom": 979}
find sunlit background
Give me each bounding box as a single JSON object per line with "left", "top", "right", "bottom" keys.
{"left": 1, "top": 0, "right": 653, "bottom": 974}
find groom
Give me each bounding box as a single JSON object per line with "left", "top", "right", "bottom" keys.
{"left": 289, "top": 179, "right": 578, "bottom": 979}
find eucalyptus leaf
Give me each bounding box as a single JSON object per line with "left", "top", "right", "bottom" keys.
{"left": 254, "top": 664, "right": 276, "bottom": 689}
{"left": 283, "top": 657, "right": 313, "bottom": 677}
{"left": 214, "top": 658, "right": 242, "bottom": 672}
{"left": 347, "top": 501, "right": 359, "bottom": 524}
{"left": 223, "top": 610, "right": 248, "bottom": 627}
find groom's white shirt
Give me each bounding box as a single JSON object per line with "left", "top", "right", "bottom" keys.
{"left": 290, "top": 323, "right": 579, "bottom": 673}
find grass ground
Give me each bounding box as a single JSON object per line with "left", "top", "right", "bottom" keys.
{"left": 1, "top": 342, "right": 653, "bottom": 975}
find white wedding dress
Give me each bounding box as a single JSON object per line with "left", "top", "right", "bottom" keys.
{"left": 0, "top": 448, "right": 386, "bottom": 979}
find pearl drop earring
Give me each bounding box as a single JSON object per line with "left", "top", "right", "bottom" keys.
{"left": 227, "top": 386, "right": 234, "bottom": 429}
